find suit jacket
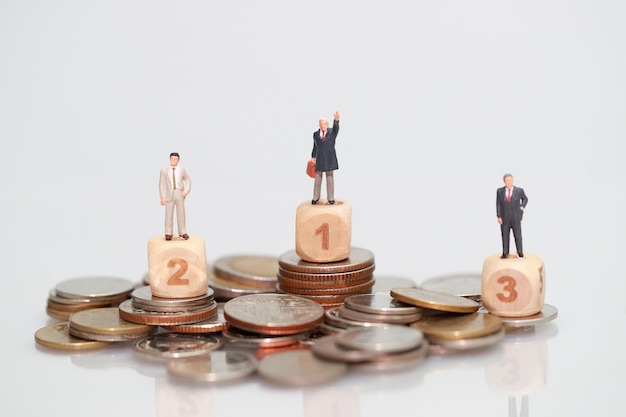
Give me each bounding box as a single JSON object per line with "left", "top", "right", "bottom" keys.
{"left": 311, "top": 119, "right": 340, "bottom": 172}
{"left": 496, "top": 186, "right": 528, "bottom": 222}
{"left": 159, "top": 166, "right": 191, "bottom": 201}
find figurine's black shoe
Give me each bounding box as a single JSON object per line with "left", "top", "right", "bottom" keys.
{"left": 180, "top": 234, "right": 189, "bottom": 240}
{"left": 328, "top": 200, "right": 335, "bottom": 205}
{"left": 312, "top": 199, "right": 318, "bottom": 205}
{"left": 500, "top": 253, "right": 508, "bottom": 259}
{"left": 517, "top": 253, "right": 524, "bottom": 258}
{"left": 165, "top": 235, "right": 172, "bottom": 241}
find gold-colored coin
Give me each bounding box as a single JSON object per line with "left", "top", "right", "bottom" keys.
{"left": 410, "top": 312, "right": 502, "bottom": 340}
{"left": 34, "top": 322, "right": 112, "bottom": 351}
{"left": 390, "top": 287, "right": 479, "bottom": 313}
{"left": 69, "top": 307, "right": 157, "bottom": 336}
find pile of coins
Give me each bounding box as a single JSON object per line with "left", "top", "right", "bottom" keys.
{"left": 276, "top": 247, "right": 376, "bottom": 310}
{"left": 119, "top": 285, "right": 218, "bottom": 326}
{"left": 208, "top": 254, "right": 279, "bottom": 301}
{"left": 46, "top": 276, "right": 135, "bottom": 320}
{"left": 34, "top": 265, "right": 559, "bottom": 387}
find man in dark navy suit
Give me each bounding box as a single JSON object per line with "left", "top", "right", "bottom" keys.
{"left": 310, "top": 111, "right": 340, "bottom": 205}
{"left": 496, "top": 173, "right": 529, "bottom": 258}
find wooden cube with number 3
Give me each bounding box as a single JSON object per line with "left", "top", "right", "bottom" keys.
{"left": 148, "top": 235, "right": 208, "bottom": 298}
{"left": 295, "top": 200, "right": 351, "bottom": 263}
{"left": 481, "top": 253, "right": 545, "bottom": 317}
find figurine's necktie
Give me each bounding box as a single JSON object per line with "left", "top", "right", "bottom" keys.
{"left": 172, "top": 168, "right": 176, "bottom": 190}
{"left": 321, "top": 130, "right": 325, "bottom": 140}
{"left": 507, "top": 188, "right": 511, "bottom": 202}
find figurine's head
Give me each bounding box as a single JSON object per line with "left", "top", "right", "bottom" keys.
{"left": 503, "top": 173, "right": 514, "bottom": 188}
{"left": 319, "top": 118, "right": 329, "bottom": 132}
{"left": 169, "top": 152, "right": 180, "bottom": 167}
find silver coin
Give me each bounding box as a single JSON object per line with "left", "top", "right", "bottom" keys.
{"left": 278, "top": 247, "right": 375, "bottom": 274}
{"left": 420, "top": 273, "right": 482, "bottom": 300}
{"left": 257, "top": 350, "right": 348, "bottom": 386}
{"left": 370, "top": 275, "right": 417, "bottom": 294}
{"left": 324, "top": 307, "right": 389, "bottom": 329}
{"left": 212, "top": 254, "right": 279, "bottom": 289}
{"left": 480, "top": 304, "right": 559, "bottom": 328}
{"left": 55, "top": 276, "right": 135, "bottom": 300}
{"left": 208, "top": 272, "right": 275, "bottom": 300}
{"left": 351, "top": 340, "right": 429, "bottom": 372}
{"left": 335, "top": 325, "right": 424, "bottom": 353}
{"left": 312, "top": 334, "right": 389, "bottom": 363}
{"left": 167, "top": 351, "right": 258, "bottom": 383}
{"left": 337, "top": 304, "right": 422, "bottom": 325}
{"left": 344, "top": 293, "right": 422, "bottom": 315}
{"left": 131, "top": 285, "right": 213, "bottom": 306}
{"left": 428, "top": 328, "right": 505, "bottom": 352}
{"left": 134, "top": 333, "right": 222, "bottom": 359}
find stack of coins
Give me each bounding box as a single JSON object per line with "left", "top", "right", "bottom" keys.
{"left": 118, "top": 285, "right": 218, "bottom": 326}
{"left": 276, "top": 247, "right": 376, "bottom": 310}
{"left": 311, "top": 325, "right": 429, "bottom": 372}
{"left": 46, "top": 276, "right": 135, "bottom": 320}
{"left": 390, "top": 287, "right": 504, "bottom": 353}
{"left": 321, "top": 293, "right": 423, "bottom": 334}
{"left": 208, "top": 254, "right": 279, "bottom": 301}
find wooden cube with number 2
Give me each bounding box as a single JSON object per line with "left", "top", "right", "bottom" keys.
{"left": 148, "top": 235, "right": 208, "bottom": 298}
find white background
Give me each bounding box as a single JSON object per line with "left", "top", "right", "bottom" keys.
{"left": 1, "top": 1, "right": 624, "bottom": 416}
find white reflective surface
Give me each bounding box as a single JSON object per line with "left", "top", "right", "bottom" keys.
{"left": 2, "top": 1, "right": 624, "bottom": 416}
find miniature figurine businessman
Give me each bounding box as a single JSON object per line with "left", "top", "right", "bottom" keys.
{"left": 159, "top": 152, "right": 191, "bottom": 241}
{"left": 311, "top": 111, "right": 340, "bottom": 205}
{"left": 496, "top": 173, "right": 528, "bottom": 258}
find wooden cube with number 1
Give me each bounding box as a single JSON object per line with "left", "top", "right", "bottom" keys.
{"left": 295, "top": 200, "right": 351, "bottom": 263}
{"left": 148, "top": 235, "right": 208, "bottom": 298}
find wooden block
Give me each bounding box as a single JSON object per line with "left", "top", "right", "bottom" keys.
{"left": 481, "top": 253, "right": 545, "bottom": 317}
{"left": 295, "top": 200, "right": 351, "bottom": 263}
{"left": 148, "top": 235, "right": 208, "bottom": 298}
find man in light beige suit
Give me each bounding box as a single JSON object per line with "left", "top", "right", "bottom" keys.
{"left": 159, "top": 152, "right": 191, "bottom": 241}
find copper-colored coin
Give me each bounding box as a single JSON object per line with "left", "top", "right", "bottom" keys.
{"left": 222, "top": 327, "right": 311, "bottom": 348}
{"left": 410, "top": 312, "right": 502, "bottom": 340}
{"left": 131, "top": 286, "right": 214, "bottom": 313}
{"left": 223, "top": 293, "right": 324, "bottom": 335}
{"left": 344, "top": 293, "right": 422, "bottom": 315}
{"left": 69, "top": 307, "right": 157, "bottom": 339}
{"left": 277, "top": 273, "right": 373, "bottom": 289}
{"left": 277, "top": 278, "right": 375, "bottom": 296}
{"left": 278, "top": 247, "right": 375, "bottom": 274}
{"left": 278, "top": 264, "right": 376, "bottom": 282}
{"left": 118, "top": 299, "right": 218, "bottom": 325}
{"left": 391, "top": 287, "right": 479, "bottom": 313}
{"left": 213, "top": 254, "right": 279, "bottom": 290}
{"left": 48, "top": 289, "right": 129, "bottom": 306}
{"left": 35, "top": 322, "right": 113, "bottom": 351}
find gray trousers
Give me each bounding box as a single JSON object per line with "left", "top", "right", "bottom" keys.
{"left": 165, "top": 189, "right": 187, "bottom": 235}
{"left": 313, "top": 171, "right": 334, "bottom": 201}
